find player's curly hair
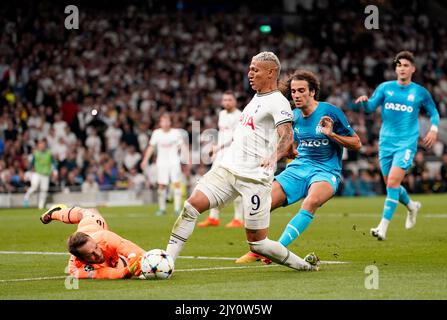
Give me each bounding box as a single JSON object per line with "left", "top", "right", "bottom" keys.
{"left": 279, "top": 69, "right": 320, "bottom": 101}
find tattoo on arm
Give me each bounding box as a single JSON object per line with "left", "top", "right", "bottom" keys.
{"left": 275, "top": 122, "right": 293, "bottom": 160}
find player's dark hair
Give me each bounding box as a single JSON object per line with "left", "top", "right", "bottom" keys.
{"left": 393, "top": 51, "right": 415, "bottom": 68}
{"left": 279, "top": 69, "right": 320, "bottom": 101}
{"left": 67, "top": 232, "right": 91, "bottom": 258}
{"left": 222, "top": 90, "right": 236, "bottom": 98}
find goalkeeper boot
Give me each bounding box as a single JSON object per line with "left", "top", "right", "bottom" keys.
{"left": 40, "top": 204, "right": 67, "bottom": 224}
{"left": 304, "top": 252, "right": 320, "bottom": 271}
{"left": 235, "top": 251, "right": 263, "bottom": 264}
{"left": 370, "top": 227, "right": 386, "bottom": 241}
{"left": 405, "top": 201, "right": 421, "bottom": 229}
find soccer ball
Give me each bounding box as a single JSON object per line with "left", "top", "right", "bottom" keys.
{"left": 140, "top": 249, "right": 174, "bottom": 280}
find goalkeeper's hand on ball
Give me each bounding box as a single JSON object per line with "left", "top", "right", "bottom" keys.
{"left": 126, "top": 253, "right": 142, "bottom": 278}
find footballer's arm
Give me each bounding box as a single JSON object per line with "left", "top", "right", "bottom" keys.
{"left": 261, "top": 122, "right": 295, "bottom": 168}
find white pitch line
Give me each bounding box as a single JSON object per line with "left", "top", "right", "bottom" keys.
{"left": 0, "top": 251, "right": 68, "bottom": 256}
{"left": 0, "top": 261, "right": 348, "bottom": 283}
{"left": 0, "top": 276, "right": 66, "bottom": 283}
{"left": 0, "top": 251, "right": 348, "bottom": 264}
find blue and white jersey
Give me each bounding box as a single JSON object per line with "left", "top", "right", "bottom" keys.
{"left": 362, "top": 81, "right": 440, "bottom": 146}
{"left": 287, "top": 102, "right": 355, "bottom": 176}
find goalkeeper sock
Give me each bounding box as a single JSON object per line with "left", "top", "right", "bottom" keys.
{"left": 166, "top": 201, "right": 200, "bottom": 261}
{"left": 51, "top": 207, "right": 82, "bottom": 224}
{"left": 278, "top": 209, "right": 314, "bottom": 247}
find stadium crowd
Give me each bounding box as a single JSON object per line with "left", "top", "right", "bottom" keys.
{"left": 1, "top": 0, "right": 447, "bottom": 197}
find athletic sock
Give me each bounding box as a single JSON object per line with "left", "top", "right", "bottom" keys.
{"left": 209, "top": 208, "right": 220, "bottom": 220}
{"left": 380, "top": 187, "right": 400, "bottom": 233}
{"left": 248, "top": 238, "right": 311, "bottom": 271}
{"left": 398, "top": 186, "right": 410, "bottom": 206}
{"left": 278, "top": 209, "right": 314, "bottom": 247}
{"left": 233, "top": 197, "right": 243, "bottom": 221}
{"left": 174, "top": 187, "right": 182, "bottom": 212}
{"left": 51, "top": 207, "right": 82, "bottom": 224}
{"left": 158, "top": 188, "right": 167, "bottom": 212}
{"left": 166, "top": 201, "right": 200, "bottom": 261}
{"left": 383, "top": 187, "right": 400, "bottom": 221}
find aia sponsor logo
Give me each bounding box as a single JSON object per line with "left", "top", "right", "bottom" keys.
{"left": 240, "top": 114, "right": 255, "bottom": 130}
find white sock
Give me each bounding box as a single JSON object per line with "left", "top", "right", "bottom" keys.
{"left": 233, "top": 197, "right": 243, "bottom": 221}
{"left": 158, "top": 189, "right": 167, "bottom": 211}
{"left": 407, "top": 200, "right": 417, "bottom": 211}
{"left": 174, "top": 187, "right": 182, "bottom": 212}
{"left": 166, "top": 201, "right": 200, "bottom": 261}
{"left": 38, "top": 191, "right": 47, "bottom": 210}
{"left": 209, "top": 208, "right": 220, "bottom": 219}
{"left": 378, "top": 218, "right": 390, "bottom": 234}
{"left": 248, "top": 238, "right": 311, "bottom": 271}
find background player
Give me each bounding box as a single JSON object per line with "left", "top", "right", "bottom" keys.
{"left": 355, "top": 51, "right": 440, "bottom": 240}
{"left": 40, "top": 204, "right": 144, "bottom": 279}
{"left": 141, "top": 113, "right": 188, "bottom": 216}
{"left": 237, "top": 69, "right": 361, "bottom": 263}
{"left": 166, "top": 52, "right": 319, "bottom": 272}
{"left": 23, "top": 139, "right": 54, "bottom": 209}
{"left": 198, "top": 90, "right": 244, "bottom": 228}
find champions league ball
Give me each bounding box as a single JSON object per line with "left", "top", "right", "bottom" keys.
{"left": 140, "top": 249, "right": 174, "bottom": 280}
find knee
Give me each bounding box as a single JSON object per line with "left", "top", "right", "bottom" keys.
{"left": 301, "top": 196, "right": 320, "bottom": 212}
{"left": 386, "top": 177, "right": 401, "bottom": 188}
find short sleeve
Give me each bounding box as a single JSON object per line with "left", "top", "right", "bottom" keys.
{"left": 332, "top": 108, "right": 355, "bottom": 137}
{"left": 272, "top": 98, "right": 293, "bottom": 127}
{"left": 149, "top": 130, "right": 158, "bottom": 146}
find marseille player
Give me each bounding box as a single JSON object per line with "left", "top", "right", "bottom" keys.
{"left": 40, "top": 205, "right": 144, "bottom": 279}
{"left": 166, "top": 52, "right": 319, "bottom": 271}
{"left": 141, "top": 113, "right": 187, "bottom": 216}
{"left": 198, "top": 91, "right": 244, "bottom": 228}
{"left": 236, "top": 69, "right": 361, "bottom": 263}
{"left": 355, "top": 51, "right": 440, "bottom": 240}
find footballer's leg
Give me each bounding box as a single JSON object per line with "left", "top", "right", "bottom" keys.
{"left": 166, "top": 166, "right": 237, "bottom": 261}
{"left": 23, "top": 172, "right": 40, "bottom": 207}
{"left": 41, "top": 205, "right": 80, "bottom": 224}
{"left": 374, "top": 166, "right": 407, "bottom": 240}
{"left": 278, "top": 180, "right": 334, "bottom": 247}
{"left": 238, "top": 177, "right": 318, "bottom": 271}
{"left": 235, "top": 181, "right": 287, "bottom": 263}
{"left": 225, "top": 196, "right": 244, "bottom": 228}
{"left": 171, "top": 165, "right": 183, "bottom": 216}
{"left": 156, "top": 185, "right": 168, "bottom": 216}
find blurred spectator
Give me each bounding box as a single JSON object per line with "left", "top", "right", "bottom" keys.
{"left": 123, "top": 145, "right": 141, "bottom": 172}
{"left": 81, "top": 173, "right": 99, "bottom": 194}
{"left": 0, "top": 0, "right": 446, "bottom": 196}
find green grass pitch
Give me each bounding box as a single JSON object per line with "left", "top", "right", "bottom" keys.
{"left": 0, "top": 194, "right": 446, "bottom": 299}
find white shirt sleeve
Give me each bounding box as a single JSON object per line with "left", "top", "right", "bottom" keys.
{"left": 271, "top": 98, "right": 293, "bottom": 127}
{"left": 149, "top": 130, "right": 158, "bottom": 147}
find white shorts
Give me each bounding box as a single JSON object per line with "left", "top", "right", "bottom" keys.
{"left": 196, "top": 166, "right": 272, "bottom": 230}
{"left": 156, "top": 163, "right": 181, "bottom": 185}
{"left": 30, "top": 173, "right": 50, "bottom": 192}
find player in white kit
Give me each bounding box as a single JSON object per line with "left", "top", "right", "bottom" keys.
{"left": 141, "top": 114, "right": 186, "bottom": 216}
{"left": 198, "top": 91, "right": 244, "bottom": 228}
{"left": 166, "top": 52, "right": 320, "bottom": 271}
